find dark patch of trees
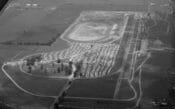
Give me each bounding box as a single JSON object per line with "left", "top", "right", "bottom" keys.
{"left": 0, "top": 102, "right": 14, "bottom": 109}
{"left": 0, "top": 33, "right": 61, "bottom": 46}
{"left": 74, "top": 60, "right": 83, "bottom": 77}
{"left": 26, "top": 55, "right": 42, "bottom": 66}
{"left": 0, "top": 0, "right": 9, "bottom": 13}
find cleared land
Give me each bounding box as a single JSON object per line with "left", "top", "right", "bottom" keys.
{"left": 61, "top": 11, "right": 128, "bottom": 43}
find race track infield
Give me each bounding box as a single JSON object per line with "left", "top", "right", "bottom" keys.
{"left": 2, "top": 64, "right": 69, "bottom": 97}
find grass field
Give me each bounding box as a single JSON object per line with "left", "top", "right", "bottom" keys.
{"left": 66, "top": 74, "right": 119, "bottom": 99}
{"left": 140, "top": 51, "right": 175, "bottom": 109}
{"left": 0, "top": 61, "right": 55, "bottom": 109}
{"left": 3, "top": 64, "right": 69, "bottom": 96}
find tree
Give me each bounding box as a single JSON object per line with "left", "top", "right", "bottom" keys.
{"left": 28, "top": 66, "right": 32, "bottom": 73}
{"left": 57, "top": 59, "right": 61, "bottom": 63}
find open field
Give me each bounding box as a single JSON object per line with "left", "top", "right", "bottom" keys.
{"left": 3, "top": 64, "right": 69, "bottom": 96}
{"left": 0, "top": 0, "right": 147, "bottom": 45}
{"left": 66, "top": 74, "right": 119, "bottom": 98}
{"left": 61, "top": 11, "right": 129, "bottom": 43}
{"left": 140, "top": 51, "right": 175, "bottom": 109}
{"left": 0, "top": 60, "right": 55, "bottom": 109}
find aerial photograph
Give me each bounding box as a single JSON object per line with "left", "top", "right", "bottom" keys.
{"left": 0, "top": 0, "right": 175, "bottom": 109}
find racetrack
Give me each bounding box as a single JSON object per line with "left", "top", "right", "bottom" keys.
{"left": 2, "top": 64, "right": 69, "bottom": 97}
